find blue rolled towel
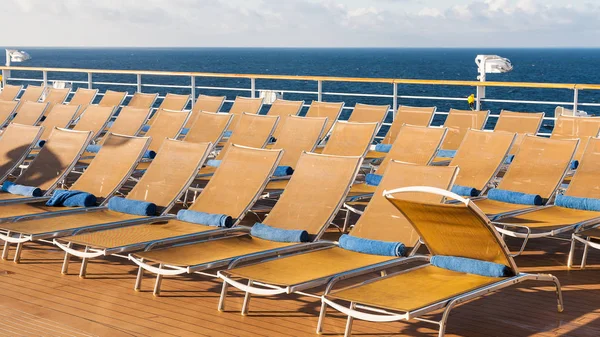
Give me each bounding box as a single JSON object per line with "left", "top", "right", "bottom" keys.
{"left": 206, "top": 159, "right": 221, "bottom": 168}
{"left": 504, "top": 154, "right": 515, "bottom": 164}
{"left": 555, "top": 194, "right": 600, "bottom": 212}
{"left": 250, "top": 222, "right": 309, "bottom": 243}
{"left": 273, "top": 166, "right": 294, "bottom": 177}
{"left": 374, "top": 144, "right": 392, "bottom": 153}
{"left": 338, "top": 234, "right": 405, "bottom": 257}
{"left": 365, "top": 173, "right": 382, "bottom": 186}
{"left": 430, "top": 255, "right": 513, "bottom": 278}
{"left": 451, "top": 185, "right": 479, "bottom": 197}
{"left": 37, "top": 140, "right": 46, "bottom": 148}
{"left": 177, "top": 209, "right": 233, "bottom": 228}
{"left": 141, "top": 124, "right": 150, "bottom": 132}
{"left": 437, "top": 149, "right": 457, "bottom": 158}
{"left": 269, "top": 136, "right": 277, "bottom": 143}
{"left": 45, "top": 189, "right": 97, "bottom": 207}
{"left": 86, "top": 144, "right": 102, "bottom": 153}
{"left": 143, "top": 150, "right": 156, "bottom": 159}
{"left": 107, "top": 196, "right": 156, "bottom": 216}
{"left": 180, "top": 127, "right": 190, "bottom": 135}
{"left": 571, "top": 160, "right": 579, "bottom": 170}
{"left": 487, "top": 188, "right": 543, "bottom": 206}
{"left": 1, "top": 181, "right": 42, "bottom": 197}
{"left": 224, "top": 130, "right": 232, "bottom": 137}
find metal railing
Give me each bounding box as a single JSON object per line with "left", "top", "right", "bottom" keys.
{"left": 2, "top": 65, "right": 599, "bottom": 139}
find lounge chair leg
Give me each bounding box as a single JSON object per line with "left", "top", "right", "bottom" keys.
{"left": 2, "top": 231, "right": 11, "bottom": 260}
{"left": 79, "top": 247, "right": 89, "bottom": 278}
{"left": 218, "top": 281, "right": 229, "bottom": 312}
{"left": 438, "top": 300, "right": 457, "bottom": 337}
{"left": 13, "top": 237, "right": 24, "bottom": 263}
{"left": 343, "top": 302, "right": 355, "bottom": 337}
{"left": 550, "top": 275, "right": 564, "bottom": 313}
{"left": 153, "top": 264, "right": 164, "bottom": 297}
{"left": 241, "top": 280, "right": 253, "bottom": 316}
{"left": 134, "top": 260, "right": 144, "bottom": 292}
{"left": 567, "top": 235, "right": 577, "bottom": 268}
{"left": 61, "top": 243, "right": 72, "bottom": 275}
{"left": 316, "top": 301, "right": 327, "bottom": 334}
{"left": 581, "top": 237, "right": 590, "bottom": 269}
{"left": 342, "top": 209, "right": 350, "bottom": 233}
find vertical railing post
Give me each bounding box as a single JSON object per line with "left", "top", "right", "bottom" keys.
{"left": 317, "top": 80, "right": 323, "bottom": 102}
{"left": 87, "top": 72, "right": 93, "bottom": 89}
{"left": 42, "top": 70, "right": 48, "bottom": 88}
{"left": 250, "top": 78, "right": 256, "bottom": 98}
{"left": 573, "top": 88, "right": 579, "bottom": 113}
{"left": 190, "top": 75, "right": 196, "bottom": 108}
{"left": 1, "top": 69, "right": 6, "bottom": 88}
{"left": 392, "top": 82, "right": 398, "bottom": 117}
{"left": 136, "top": 74, "right": 142, "bottom": 93}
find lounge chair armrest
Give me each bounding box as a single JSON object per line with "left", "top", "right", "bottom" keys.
{"left": 0, "top": 196, "right": 50, "bottom": 206}
{"left": 227, "top": 241, "right": 336, "bottom": 269}
{"left": 321, "top": 296, "right": 409, "bottom": 322}
{"left": 142, "top": 226, "right": 250, "bottom": 251}
{"left": 12, "top": 205, "right": 109, "bottom": 222}
{"left": 218, "top": 271, "right": 288, "bottom": 296}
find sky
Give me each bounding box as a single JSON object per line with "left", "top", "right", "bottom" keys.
{"left": 3, "top": 0, "right": 599, "bottom": 48}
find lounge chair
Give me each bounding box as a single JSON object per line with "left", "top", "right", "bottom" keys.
{"left": 304, "top": 101, "right": 344, "bottom": 141}
{"left": 11, "top": 101, "right": 48, "bottom": 126}
{"left": 53, "top": 144, "right": 283, "bottom": 278}
{"left": 489, "top": 137, "right": 600, "bottom": 256}
{"left": 381, "top": 105, "right": 436, "bottom": 144}
{"left": 98, "top": 90, "right": 128, "bottom": 108}
{"left": 217, "top": 161, "right": 458, "bottom": 315}
{"left": 0, "top": 101, "right": 19, "bottom": 128}
{"left": 473, "top": 135, "right": 578, "bottom": 220}
{"left": 570, "top": 226, "right": 600, "bottom": 269}
{"left": 494, "top": 110, "right": 544, "bottom": 155}
{"left": 127, "top": 92, "right": 158, "bottom": 109}
{"left": 269, "top": 115, "right": 327, "bottom": 170}
{"left": 265, "top": 99, "right": 304, "bottom": 139}
{"left": 0, "top": 133, "right": 151, "bottom": 262}
{"left": 183, "top": 111, "right": 233, "bottom": 145}
{"left": 0, "top": 84, "right": 23, "bottom": 101}
{"left": 320, "top": 186, "right": 563, "bottom": 337}
{"left": 183, "top": 94, "right": 226, "bottom": 130}
{"left": 225, "top": 96, "right": 264, "bottom": 133}
{"left": 436, "top": 108, "right": 490, "bottom": 160}
{"left": 68, "top": 88, "right": 98, "bottom": 119}
{"left": 72, "top": 105, "right": 116, "bottom": 140}
{"left": 1, "top": 140, "right": 212, "bottom": 267}
{"left": 18, "top": 85, "right": 45, "bottom": 104}
{"left": 37, "top": 104, "right": 81, "bottom": 141}
{"left": 41, "top": 87, "right": 70, "bottom": 113}
{"left": 0, "top": 124, "right": 43, "bottom": 183}
{"left": 105, "top": 107, "right": 152, "bottom": 137}
{"left": 551, "top": 114, "right": 600, "bottom": 162}
{"left": 127, "top": 151, "right": 362, "bottom": 296}
{"left": 144, "top": 93, "right": 191, "bottom": 127}
{"left": 347, "top": 104, "right": 390, "bottom": 135}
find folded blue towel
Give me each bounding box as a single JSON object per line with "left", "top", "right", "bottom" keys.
{"left": 487, "top": 188, "right": 543, "bottom": 206}
{"left": 45, "top": 189, "right": 97, "bottom": 207}
{"left": 224, "top": 131, "right": 232, "bottom": 137}
{"left": 374, "top": 144, "right": 392, "bottom": 153}
{"left": 504, "top": 154, "right": 515, "bottom": 164}
{"left": 206, "top": 159, "right": 221, "bottom": 168}
{"left": 555, "top": 194, "right": 600, "bottom": 212}
{"left": 571, "top": 160, "right": 579, "bottom": 170}
{"left": 141, "top": 124, "right": 150, "bottom": 132}
{"left": 107, "top": 196, "right": 156, "bottom": 216}
{"left": 430, "top": 255, "right": 513, "bottom": 278}
{"left": 86, "top": 145, "right": 155, "bottom": 159}
{"left": 339, "top": 234, "right": 405, "bottom": 257}
{"left": 451, "top": 185, "right": 479, "bottom": 197}
{"left": 1, "top": 181, "right": 42, "bottom": 197}
{"left": 250, "top": 222, "right": 309, "bottom": 243}
{"left": 365, "top": 173, "right": 382, "bottom": 186}
{"left": 180, "top": 127, "right": 190, "bottom": 135}
{"left": 176, "top": 209, "right": 233, "bottom": 228}
{"left": 273, "top": 166, "right": 294, "bottom": 177}
{"left": 437, "top": 149, "right": 457, "bottom": 158}
{"left": 37, "top": 140, "right": 46, "bottom": 148}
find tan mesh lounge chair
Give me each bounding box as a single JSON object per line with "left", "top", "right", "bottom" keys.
{"left": 265, "top": 99, "right": 304, "bottom": 139}
{"left": 145, "top": 93, "right": 191, "bottom": 126}
{"left": 38, "top": 105, "right": 80, "bottom": 140}
{"left": 106, "top": 107, "right": 152, "bottom": 137}
{"left": 320, "top": 186, "right": 563, "bottom": 337}
{"left": 144, "top": 109, "right": 191, "bottom": 153}
{"left": 18, "top": 85, "right": 45, "bottom": 104}
{"left": 0, "top": 101, "right": 19, "bottom": 128}
{"left": 226, "top": 96, "right": 264, "bottom": 133}
{"left": 11, "top": 101, "right": 48, "bottom": 126}
{"left": 98, "top": 90, "right": 127, "bottom": 108}
{"left": 1, "top": 140, "right": 211, "bottom": 267}
{"left": 127, "top": 151, "right": 362, "bottom": 296}
{"left": 382, "top": 106, "right": 436, "bottom": 145}
{"left": 0, "top": 84, "right": 23, "bottom": 101}
{"left": 183, "top": 111, "right": 233, "bottom": 145}
{"left": 473, "top": 135, "right": 578, "bottom": 220}
{"left": 0, "top": 124, "right": 43, "bottom": 183}
{"left": 494, "top": 110, "right": 544, "bottom": 155}
{"left": 0, "top": 134, "right": 151, "bottom": 262}
{"left": 551, "top": 114, "right": 600, "bottom": 162}
{"left": 53, "top": 145, "right": 283, "bottom": 278}
{"left": 304, "top": 101, "right": 344, "bottom": 140}
{"left": 217, "top": 161, "right": 458, "bottom": 315}
{"left": 68, "top": 88, "right": 98, "bottom": 118}
{"left": 270, "top": 115, "right": 327, "bottom": 169}
{"left": 42, "top": 87, "right": 70, "bottom": 112}
{"left": 127, "top": 92, "right": 158, "bottom": 109}
{"left": 72, "top": 105, "right": 116, "bottom": 140}
{"left": 437, "top": 109, "right": 490, "bottom": 158}
{"left": 184, "top": 94, "right": 226, "bottom": 129}
{"left": 347, "top": 104, "right": 390, "bottom": 134}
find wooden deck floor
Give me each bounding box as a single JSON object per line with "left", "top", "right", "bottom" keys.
{"left": 1, "top": 234, "right": 600, "bottom": 336}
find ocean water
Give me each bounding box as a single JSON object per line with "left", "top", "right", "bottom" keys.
{"left": 6, "top": 48, "right": 600, "bottom": 132}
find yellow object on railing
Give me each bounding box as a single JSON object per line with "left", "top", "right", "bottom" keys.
{"left": 467, "top": 94, "right": 475, "bottom": 110}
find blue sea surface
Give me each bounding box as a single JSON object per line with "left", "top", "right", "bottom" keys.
{"left": 5, "top": 48, "right": 600, "bottom": 132}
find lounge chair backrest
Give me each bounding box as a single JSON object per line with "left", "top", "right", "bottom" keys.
{"left": 227, "top": 96, "right": 264, "bottom": 133}
{"left": 127, "top": 92, "right": 158, "bottom": 109}
{"left": 264, "top": 152, "right": 362, "bottom": 238}
{"left": 144, "top": 109, "right": 190, "bottom": 153}
{"left": 126, "top": 140, "right": 211, "bottom": 214}
{"left": 98, "top": 90, "right": 127, "bottom": 108}
{"left": 107, "top": 107, "right": 152, "bottom": 136}
{"left": 353, "top": 162, "right": 458, "bottom": 250}
{"left": 272, "top": 115, "right": 327, "bottom": 168}
{"left": 184, "top": 111, "right": 233, "bottom": 145}
{"left": 42, "top": 88, "right": 70, "bottom": 110}
{"left": 73, "top": 105, "right": 116, "bottom": 139}
{"left": 0, "top": 84, "right": 23, "bottom": 101}
{"left": 441, "top": 109, "right": 490, "bottom": 150}
{"left": 68, "top": 88, "right": 98, "bottom": 118}
{"left": 71, "top": 133, "right": 151, "bottom": 202}
{"left": 382, "top": 106, "right": 436, "bottom": 144}
{"left": 190, "top": 145, "right": 283, "bottom": 218}
{"left": 495, "top": 110, "right": 544, "bottom": 155}
{"left": 39, "top": 104, "right": 80, "bottom": 140}
{"left": 552, "top": 115, "right": 600, "bottom": 138}
{"left": 386, "top": 188, "right": 518, "bottom": 272}
{"left": 216, "top": 113, "right": 279, "bottom": 160}
{"left": 159, "top": 93, "right": 190, "bottom": 111}
{"left": 19, "top": 85, "right": 44, "bottom": 103}
{"left": 0, "top": 101, "right": 19, "bottom": 127}
{"left": 499, "top": 135, "right": 578, "bottom": 199}
{"left": 12, "top": 101, "right": 48, "bottom": 125}
{"left": 14, "top": 128, "right": 93, "bottom": 192}
{"left": 348, "top": 103, "right": 390, "bottom": 125}
{"left": 322, "top": 121, "right": 378, "bottom": 157}
{"left": 564, "top": 137, "right": 600, "bottom": 198}
{"left": 376, "top": 125, "right": 446, "bottom": 174}
{"left": 266, "top": 99, "right": 304, "bottom": 139}
{"left": 192, "top": 94, "right": 226, "bottom": 113}
{"left": 0, "top": 124, "right": 43, "bottom": 182}
{"left": 305, "top": 101, "right": 344, "bottom": 139}
{"left": 450, "top": 130, "right": 516, "bottom": 193}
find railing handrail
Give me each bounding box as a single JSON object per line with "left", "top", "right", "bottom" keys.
{"left": 0, "top": 65, "right": 591, "bottom": 90}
